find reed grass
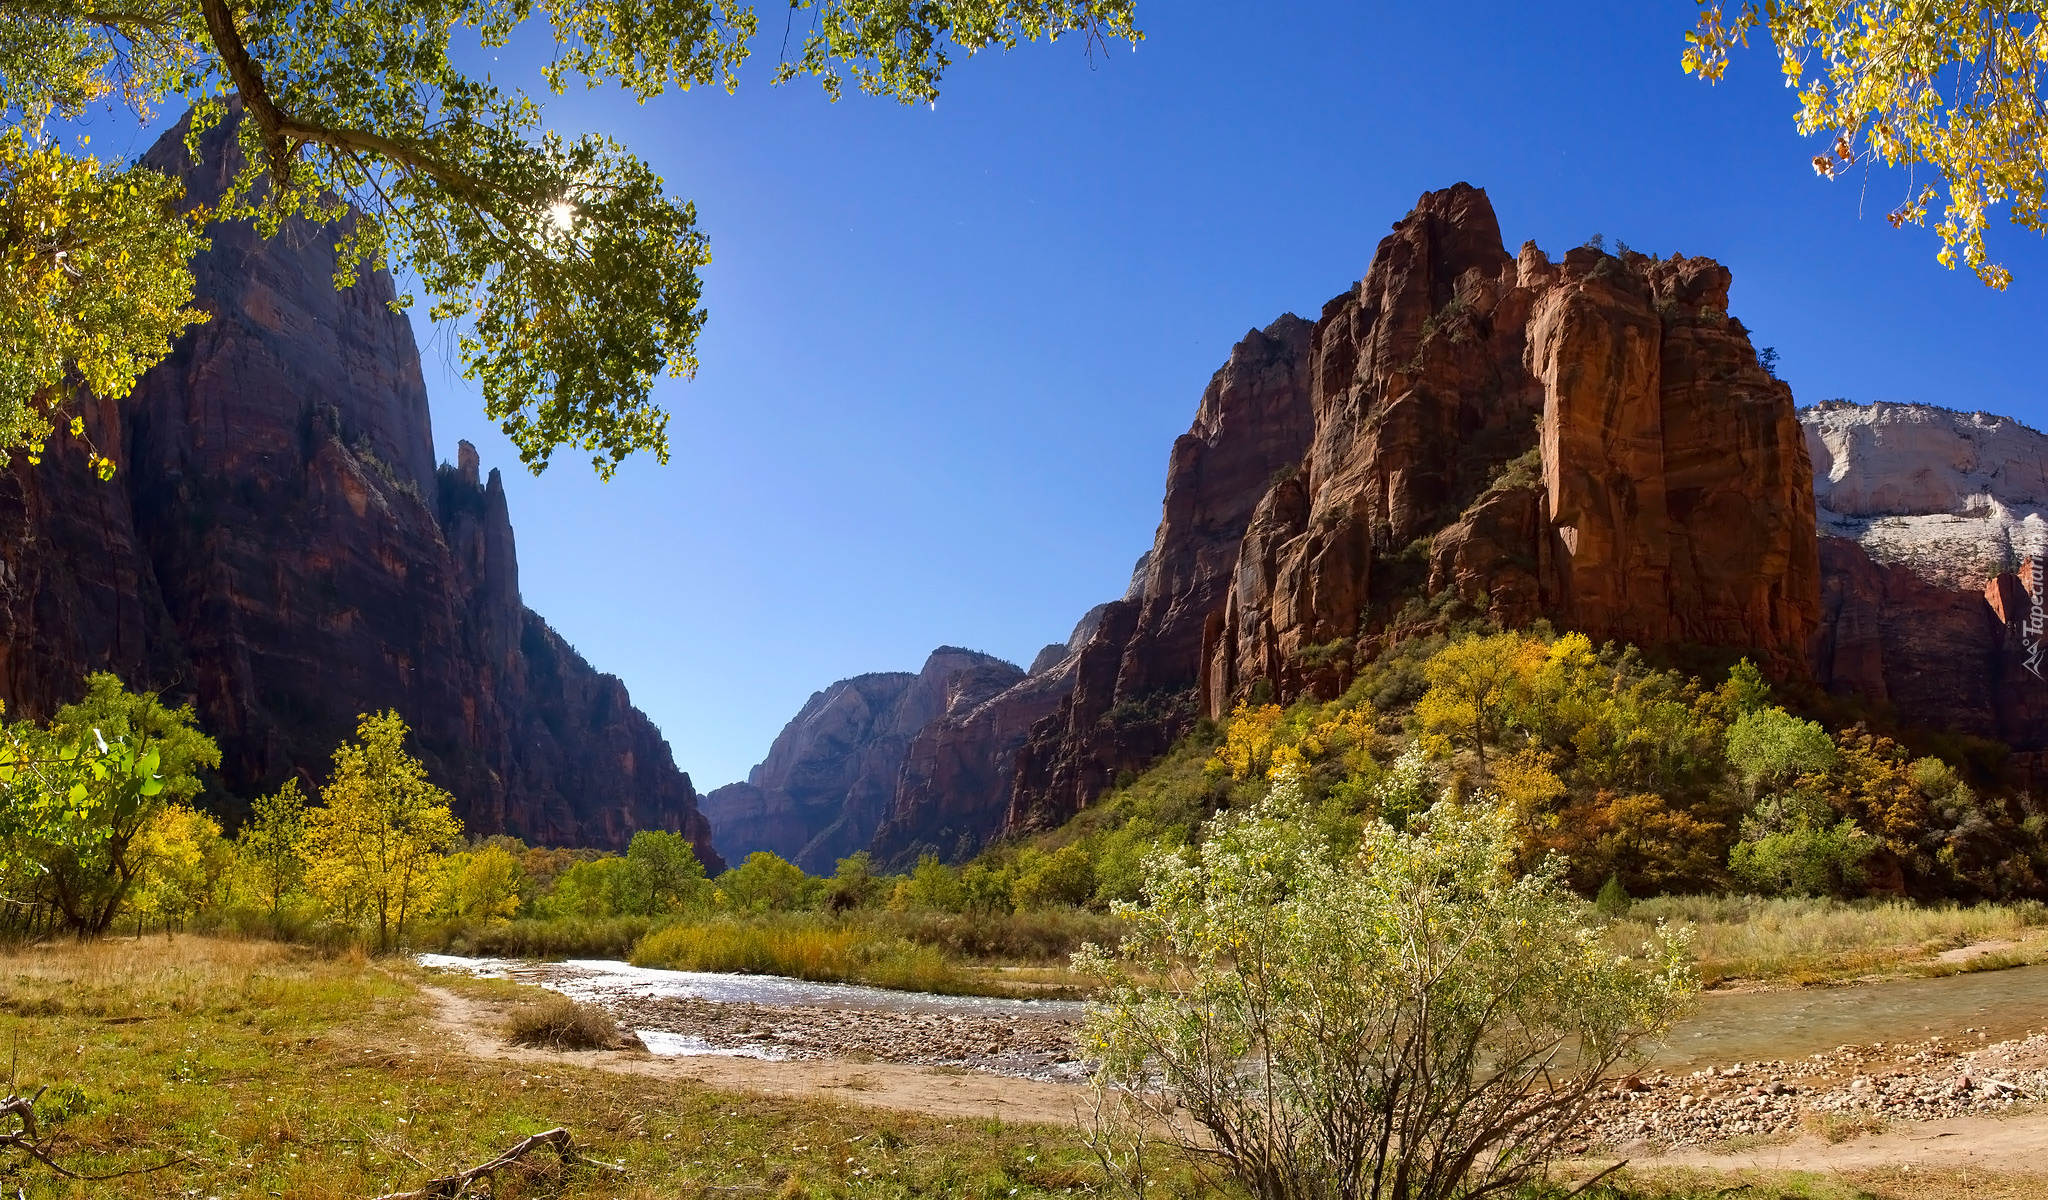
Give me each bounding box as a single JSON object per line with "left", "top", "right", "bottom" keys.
{"left": 629, "top": 916, "right": 1011, "bottom": 995}
{"left": 1607, "top": 896, "right": 2048, "bottom": 986}
{"left": 419, "top": 914, "right": 659, "bottom": 959}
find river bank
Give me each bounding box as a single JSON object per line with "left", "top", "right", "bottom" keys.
{"left": 421, "top": 952, "right": 2048, "bottom": 1160}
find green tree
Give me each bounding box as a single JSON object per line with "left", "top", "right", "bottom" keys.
{"left": 1077, "top": 772, "right": 1698, "bottom": 1200}
{"left": 304, "top": 711, "right": 463, "bottom": 951}
{"left": 1725, "top": 707, "right": 1839, "bottom": 801}
{"left": 1, "top": 1, "right": 1140, "bottom": 477}
{"left": 825, "top": 849, "right": 886, "bottom": 910}
{"left": 716, "top": 850, "right": 816, "bottom": 913}
{"left": 235, "top": 777, "right": 308, "bottom": 933}
{"left": 0, "top": 674, "right": 220, "bottom": 936}
{"left": 533, "top": 855, "right": 635, "bottom": 918}
{"left": 891, "top": 852, "right": 966, "bottom": 912}
{"left": 1685, "top": 1, "right": 2048, "bottom": 288}
{"left": 625, "top": 829, "right": 707, "bottom": 913}
{"left": 1010, "top": 842, "right": 1093, "bottom": 910}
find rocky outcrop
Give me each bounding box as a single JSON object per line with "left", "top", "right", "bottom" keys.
{"left": 702, "top": 648, "right": 1022, "bottom": 873}
{"left": 1803, "top": 403, "right": 2048, "bottom": 778}
{"left": 0, "top": 114, "right": 718, "bottom": 861}
{"left": 1206, "top": 185, "right": 1821, "bottom": 713}
{"left": 1003, "top": 317, "right": 1317, "bottom": 832}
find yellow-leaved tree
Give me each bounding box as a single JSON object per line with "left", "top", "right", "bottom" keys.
{"left": 1685, "top": 2, "right": 2048, "bottom": 288}
{"left": 236, "top": 777, "right": 309, "bottom": 935}
{"left": 305, "top": 711, "right": 461, "bottom": 951}
{"left": 1414, "top": 631, "right": 1542, "bottom": 778}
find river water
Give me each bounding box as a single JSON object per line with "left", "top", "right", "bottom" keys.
{"left": 421, "top": 953, "right": 2048, "bottom": 1073}
{"left": 1653, "top": 962, "right": 2048, "bottom": 1070}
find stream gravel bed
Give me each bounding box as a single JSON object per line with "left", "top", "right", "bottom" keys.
{"left": 1569, "top": 1030, "right": 2048, "bottom": 1151}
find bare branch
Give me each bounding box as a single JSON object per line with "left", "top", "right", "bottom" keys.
{"left": 370, "top": 1127, "right": 623, "bottom": 1200}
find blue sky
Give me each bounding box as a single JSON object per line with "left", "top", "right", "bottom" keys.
{"left": 165, "top": 4, "right": 2048, "bottom": 789}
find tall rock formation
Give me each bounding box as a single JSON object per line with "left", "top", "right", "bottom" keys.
{"left": 702, "top": 648, "right": 1022, "bottom": 873}
{"left": 738, "top": 191, "right": 2048, "bottom": 864}
{"left": 1206, "top": 185, "right": 1820, "bottom": 713}
{"left": 0, "top": 115, "right": 718, "bottom": 862}
{"left": 1804, "top": 402, "right": 2048, "bottom": 780}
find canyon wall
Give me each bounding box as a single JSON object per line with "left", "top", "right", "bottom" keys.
{"left": 703, "top": 648, "right": 1023, "bottom": 873}
{"left": 1803, "top": 402, "right": 2048, "bottom": 780}
{"left": 719, "top": 191, "right": 2048, "bottom": 867}
{"left": 0, "top": 115, "right": 718, "bottom": 861}
{"left": 1205, "top": 185, "right": 1820, "bottom": 716}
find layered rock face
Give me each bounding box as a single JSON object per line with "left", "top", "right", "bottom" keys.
{"left": 703, "top": 648, "right": 1022, "bottom": 873}
{"left": 0, "top": 116, "right": 717, "bottom": 861}
{"left": 1803, "top": 403, "right": 2048, "bottom": 777}
{"left": 1205, "top": 185, "right": 1820, "bottom": 713}
{"left": 1807, "top": 402, "right": 2048, "bottom": 587}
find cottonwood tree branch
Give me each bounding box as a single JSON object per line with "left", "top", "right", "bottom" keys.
{"left": 194, "top": 0, "right": 498, "bottom": 203}
{"left": 370, "top": 1126, "right": 624, "bottom": 1200}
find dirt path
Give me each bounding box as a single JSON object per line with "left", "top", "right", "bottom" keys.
{"left": 423, "top": 985, "right": 1094, "bottom": 1128}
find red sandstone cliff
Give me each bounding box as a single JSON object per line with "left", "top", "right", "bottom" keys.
{"left": 1001, "top": 316, "right": 1317, "bottom": 833}
{"left": 703, "top": 648, "right": 1024, "bottom": 873}
{"left": 1205, "top": 186, "right": 1820, "bottom": 714}
{"left": 0, "top": 115, "right": 718, "bottom": 862}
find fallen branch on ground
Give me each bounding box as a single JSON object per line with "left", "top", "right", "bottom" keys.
{"left": 371, "top": 1127, "right": 625, "bottom": 1199}
{"left": 0, "top": 1087, "right": 185, "bottom": 1180}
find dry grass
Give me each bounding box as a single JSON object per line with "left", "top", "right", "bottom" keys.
{"left": 1607, "top": 897, "right": 2048, "bottom": 987}
{"left": 1802, "top": 1111, "right": 1889, "bottom": 1144}
{"left": 504, "top": 993, "right": 621, "bottom": 1051}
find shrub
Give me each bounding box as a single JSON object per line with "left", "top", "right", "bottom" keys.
{"left": 1078, "top": 770, "right": 1697, "bottom": 1200}
{"left": 506, "top": 993, "right": 621, "bottom": 1050}
{"left": 1730, "top": 822, "right": 1873, "bottom": 897}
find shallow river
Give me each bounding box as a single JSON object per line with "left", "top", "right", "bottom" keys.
{"left": 422, "top": 954, "right": 2048, "bottom": 1075}
{"left": 1653, "top": 962, "right": 2048, "bottom": 1070}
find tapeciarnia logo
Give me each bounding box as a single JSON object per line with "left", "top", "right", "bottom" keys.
{"left": 2026, "top": 558, "right": 2046, "bottom": 681}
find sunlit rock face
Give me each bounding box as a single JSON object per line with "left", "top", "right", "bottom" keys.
{"left": 1204, "top": 184, "right": 1821, "bottom": 714}
{"left": 1805, "top": 401, "right": 2048, "bottom": 589}
{"left": 1803, "top": 402, "right": 2048, "bottom": 785}
{"left": 0, "top": 113, "right": 720, "bottom": 861}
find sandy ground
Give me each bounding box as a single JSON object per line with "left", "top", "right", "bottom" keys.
{"left": 422, "top": 985, "right": 1095, "bottom": 1128}
{"left": 1628, "top": 1109, "right": 2048, "bottom": 1173}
